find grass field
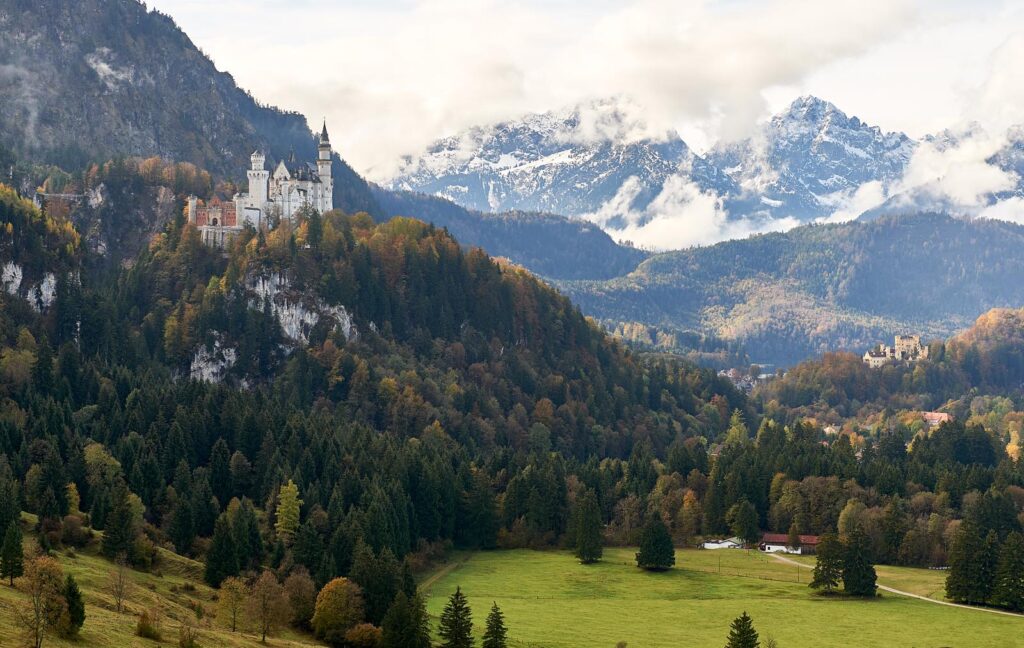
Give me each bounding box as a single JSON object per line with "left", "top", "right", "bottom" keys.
{"left": 422, "top": 547, "right": 1024, "bottom": 648}
{"left": 0, "top": 515, "right": 322, "bottom": 648}
{"left": 783, "top": 554, "right": 951, "bottom": 600}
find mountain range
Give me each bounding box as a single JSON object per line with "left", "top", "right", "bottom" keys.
{"left": 387, "top": 95, "right": 1024, "bottom": 239}
{"left": 562, "top": 213, "right": 1024, "bottom": 365}
{"left": 6, "top": 0, "right": 1024, "bottom": 368}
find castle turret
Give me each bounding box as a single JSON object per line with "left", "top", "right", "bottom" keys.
{"left": 187, "top": 195, "right": 198, "bottom": 224}
{"left": 247, "top": 150, "right": 269, "bottom": 208}
{"left": 317, "top": 121, "right": 334, "bottom": 213}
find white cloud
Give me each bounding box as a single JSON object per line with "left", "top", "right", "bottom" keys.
{"left": 899, "top": 134, "right": 1016, "bottom": 207}
{"left": 142, "top": 0, "right": 1024, "bottom": 246}
{"left": 817, "top": 181, "right": 887, "bottom": 224}
{"left": 978, "top": 197, "right": 1024, "bottom": 224}
{"left": 148, "top": 0, "right": 924, "bottom": 176}
{"left": 586, "top": 174, "right": 798, "bottom": 250}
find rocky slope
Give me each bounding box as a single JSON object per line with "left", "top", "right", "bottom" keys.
{"left": 386, "top": 98, "right": 738, "bottom": 223}
{"left": 389, "top": 95, "right": 1024, "bottom": 238}
{"left": 0, "top": 0, "right": 379, "bottom": 215}
{"left": 707, "top": 96, "right": 916, "bottom": 220}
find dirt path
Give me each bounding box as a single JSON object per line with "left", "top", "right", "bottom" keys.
{"left": 770, "top": 553, "right": 1024, "bottom": 618}
{"left": 419, "top": 553, "right": 473, "bottom": 592}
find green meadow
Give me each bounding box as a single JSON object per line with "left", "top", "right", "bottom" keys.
{"left": 422, "top": 547, "right": 1024, "bottom": 648}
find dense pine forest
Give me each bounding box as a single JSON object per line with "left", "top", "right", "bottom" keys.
{"left": 5, "top": 154, "right": 1024, "bottom": 643}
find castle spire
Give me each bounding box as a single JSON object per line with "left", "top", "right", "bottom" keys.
{"left": 320, "top": 120, "right": 330, "bottom": 146}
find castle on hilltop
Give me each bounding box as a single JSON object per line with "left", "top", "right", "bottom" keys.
{"left": 863, "top": 335, "right": 929, "bottom": 368}
{"left": 188, "top": 123, "right": 335, "bottom": 247}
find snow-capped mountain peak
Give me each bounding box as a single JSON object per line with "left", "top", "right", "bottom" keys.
{"left": 386, "top": 98, "right": 729, "bottom": 218}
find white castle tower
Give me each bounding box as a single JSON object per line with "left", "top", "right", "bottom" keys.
{"left": 318, "top": 121, "right": 334, "bottom": 202}
{"left": 231, "top": 122, "right": 335, "bottom": 230}
{"left": 190, "top": 122, "right": 337, "bottom": 248}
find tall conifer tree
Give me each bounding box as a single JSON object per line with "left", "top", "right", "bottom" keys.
{"left": 439, "top": 586, "right": 474, "bottom": 648}
{"left": 991, "top": 531, "right": 1024, "bottom": 611}
{"left": 574, "top": 489, "right": 603, "bottom": 564}
{"left": 810, "top": 533, "right": 843, "bottom": 593}
{"left": 482, "top": 602, "right": 508, "bottom": 648}
{"left": 1, "top": 521, "right": 24, "bottom": 585}
{"left": 725, "top": 611, "right": 759, "bottom": 648}
{"left": 205, "top": 514, "right": 239, "bottom": 587}
{"left": 636, "top": 516, "right": 675, "bottom": 571}
{"left": 842, "top": 525, "right": 877, "bottom": 597}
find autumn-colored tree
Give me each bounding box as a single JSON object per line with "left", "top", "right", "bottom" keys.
{"left": 345, "top": 623, "right": 383, "bottom": 648}
{"left": 246, "top": 571, "right": 290, "bottom": 643}
{"left": 218, "top": 576, "right": 248, "bottom": 632}
{"left": 14, "top": 556, "right": 67, "bottom": 648}
{"left": 312, "top": 577, "right": 366, "bottom": 646}
{"left": 284, "top": 568, "right": 318, "bottom": 628}
{"left": 274, "top": 480, "right": 302, "bottom": 544}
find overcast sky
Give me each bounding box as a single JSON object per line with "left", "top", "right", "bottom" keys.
{"left": 148, "top": 0, "right": 1024, "bottom": 179}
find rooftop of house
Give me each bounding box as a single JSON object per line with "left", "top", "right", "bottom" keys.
{"left": 761, "top": 533, "right": 820, "bottom": 546}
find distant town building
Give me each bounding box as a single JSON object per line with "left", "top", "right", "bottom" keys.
{"left": 862, "top": 335, "right": 929, "bottom": 368}
{"left": 921, "top": 411, "right": 952, "bottom": 428}
{"left": 760, "top": 533, "right": 820, "bottom": 555}
{"left": 717, "top": 365, "right": 776, "bottom": 393}
{"left": 189, "top": 122, "right": 335, "bottom": 248}
{"left": 701, "top": 537, "right": 745, "bottom": 550}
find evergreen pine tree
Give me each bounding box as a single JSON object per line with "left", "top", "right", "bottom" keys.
{"left": 350, "top": 540, "right": 400, "bottom": 625}
{"left": 293, "top": 520, "right": 324, "bottom": 573}
{"left": 724, "top": 611, "right": 759, "bottom": 648}
{"left": 946, "top": 522, "right": 986, "bottom": 604}
{"left": 101, "top": 483, "right": 136, "bottom": 560}
{"left": 205, "top": 514, "right": 239, "bottom": 587}
{"left": 209, "top": 438, "right": 232, "bottom": 505}
{"left": 64, "top": 573, "right": 85, "bottom": 634}
{"left": 1, "top": 521, "right": 24, "bottom": 585}
{"left": 810, "top": 533, "right": 843, "bottom": 594}
{"left": 979, "top": 530, "right": 1001, "bottom": 604}
{"left": 89, "top": 487, "right": 110, "bottom": 531}
{"left": 726, "top": 499, "right": 760, "bottom": 547}
{"left": 636, "top": 516, "right": 675, "bottom": 571}
{"left": 574, "top": 489, "right": 603, "bottom": 564}
{"left": 991, "top": 531, "right": 1024, "bottom": 611}
{"left": 190, "top": 477, "right": 219, "bottom": 537}
{"left": 231, "top": 498, "right": 263, "bottom": 569}
{"left": 33, "top": 335, "right": 54, "bottom": 393}
{"left": 482, "top": 602, "right": 508, "bottom": 648}
{"left": 168, "top": 497, "right": 195, "bottom": 555}
{"left": 401, "top": 559, "right": 417, "bottom": 599}
{"left": 842, "top": 525, "right": 877, "bottom": 597}
{"left": 381, "top": 592, "right": 432, "bottom": 648}
{"left": 439, "top": 586, "right": 474, "bottom": 648}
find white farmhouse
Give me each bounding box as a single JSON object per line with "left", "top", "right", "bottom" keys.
{"left": 701, "top": 537, "right": 744, "bottom": 550}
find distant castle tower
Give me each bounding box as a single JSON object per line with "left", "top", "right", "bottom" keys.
{"left": 189, "top": 122, "right": 336, "bottom": 247}
{"left": 318, "top": 121, "right": 333, "bottom": 200}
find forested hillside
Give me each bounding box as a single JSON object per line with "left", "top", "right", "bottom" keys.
{"left": 564, "top": 214, "right": 1024, "bottom": 365}
{"left": 757, "top": 307, "right": 1024, "bottom": 425}
{"left": 374, "top": 188, "right": 648, "bottom": 281}
{"left": 0, "top": 184, "right": 745, "bottom": 600}
{"left": 4, "top": 181, "right": 1024, "bottom": 639}
{"left": 0, "top": 0, "right": 379, "bottom": 216}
